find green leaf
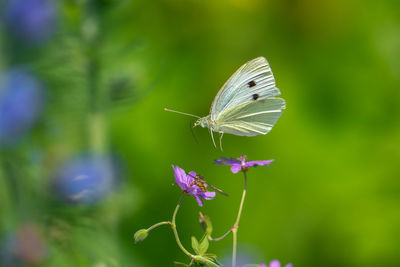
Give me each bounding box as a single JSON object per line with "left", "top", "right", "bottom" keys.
{"left": 204, "top": 254, "right": 221, "bottom": 266}
{"left": 191, "top": 236, "right": 200, "bottom": 254}
{"left": 193, "top": 254, "right": 221, "bottom": 267}
{"left": 198, "top": 236, "right": 209, "bottom": 255}
{"left": 204, "top": 254, "right": 217, "bottom": 261}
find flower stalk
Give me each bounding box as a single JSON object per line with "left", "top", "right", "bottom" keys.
{"left": 146, "top": 221, "right": 172, "bottom": 232}
{"left": 171, "top": 195, "right": 220, "bottom": 266}
{"left": 208, "top": 229, "right": 232, "bottom": 242}
{"left": 214, "top": 156, "right": 273, "bottom": 267}
{"left": 232, "top": 170, "right": 247, "bottom": 267}
{"left": 171, "top": 194, "right": 193, "bottom": 258}
{"left": 135, "top": 156, "right": 279, "bottom": 266}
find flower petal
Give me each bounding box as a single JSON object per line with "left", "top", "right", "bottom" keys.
{"left": 284, "top": 264, "right": 293, "bottom": 267}
{"left": 230, "top": 165, "right": 242, "bottom": 173}
{"left": 214, "top": 157, "right": 240, "bottom": 165}
{"left": 187, "top": 171, "right": 196, "bottom": 183}
{"left": 203, "top": 191, "right": 216, "bottom": 199}
{"left": 195, "top": 196, "right": 203, "bottom": 206}
{"left": 245, "top": 160, "right": 274, "bottom": 168}
{"left": 174, "top": 165, "right": 191, "bottom": 190}
{"left": 269, "top": 260, "right": 281, "bottom": 267}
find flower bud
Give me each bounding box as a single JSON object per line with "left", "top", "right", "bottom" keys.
{"left": 199, "top": 212, "right": 213, "bottom": 236}
{"left": 133, "top": 229, "right": 148, "bottom": 244}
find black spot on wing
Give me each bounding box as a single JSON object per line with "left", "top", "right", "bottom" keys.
{"left": 252, "top": 94, "right": 259, "bottom": 100}
{"left": 248, "top": 80, "right": 256, "bottom": 87}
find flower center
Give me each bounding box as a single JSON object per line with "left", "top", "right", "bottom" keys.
{"left": 239, "top": 155, "right": 247, "bottom": 166}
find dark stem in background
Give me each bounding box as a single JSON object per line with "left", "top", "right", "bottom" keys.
{"left": 83, "top": 0, "right": 107, "bottom": 154}
{"left": 1, "top": 157, "right": 21, "bottom": 217}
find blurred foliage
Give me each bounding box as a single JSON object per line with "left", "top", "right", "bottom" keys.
{"left": 0, "top": 0, "right": 400, "bottom": 266}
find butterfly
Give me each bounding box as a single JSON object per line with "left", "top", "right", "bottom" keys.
{"left": 165, "top": 57, "right": 286, "bottom": 150}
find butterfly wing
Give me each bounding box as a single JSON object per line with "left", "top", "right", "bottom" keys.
{"left": 216, "top": 97, "right": 286, "bottom": 136}
{"left": 210, "top": 57, "right": 281, "bottom": 120}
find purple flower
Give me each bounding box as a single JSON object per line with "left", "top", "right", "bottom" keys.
{"left": 260, "top": 260, "right": 293, "bottom": 267}
{"left": 172, "top": 165, "right": 215, "bottom": 206}
{"left": 215, "top": 155, "right": 274, "bottom": 173}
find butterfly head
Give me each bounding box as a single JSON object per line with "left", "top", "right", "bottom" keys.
{"left": 194, "top": 116, "right": 210, "bottom": 128}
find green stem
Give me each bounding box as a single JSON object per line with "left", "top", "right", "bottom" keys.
{"left": 171, "top": 194, "right": 193, "bottom": 258}
{"left": 232, "top": 171, "right": 247, "bottom": 267}
{"left": 146, "top": 221, "right": 171, "bottom": 232}
{"left": 171, "top": 195, "right": 220, "bottom": 266}
{"left": 232, "top": 230, "right": 237, "bottom": 267}
{"left": 208, "top": 229, "right": 232, "bottom": 242}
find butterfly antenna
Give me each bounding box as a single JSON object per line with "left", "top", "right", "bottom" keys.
{"left": 164, "top": 108, "right": 200, "bottom": 118}
{"left": 189, "top": 120, "right": 199, "bottom": 144}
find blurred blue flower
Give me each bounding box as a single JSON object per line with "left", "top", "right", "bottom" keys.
{"left": 0, "top": 68, "right": 45, "bottom": 146}
{"left": 53, "top": 155, "right": 121, "bottom": 204}
{"left": 4, "top": 0, "right": 58, "bottom": 43}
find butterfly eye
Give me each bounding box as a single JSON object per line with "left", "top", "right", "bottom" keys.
{"left": 248, "top": 80, "right": 256, "bottom": 87}
{"left": 252, "top": 94, "right": 259, "bottom": 100}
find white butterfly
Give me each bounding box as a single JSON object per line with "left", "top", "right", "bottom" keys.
{"left": 165, "top": 57, "right": 286, "bottom": 150}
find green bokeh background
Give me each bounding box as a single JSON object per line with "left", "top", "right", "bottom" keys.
{"left": 1, "top": 0, "right": 400, "bottom": 266}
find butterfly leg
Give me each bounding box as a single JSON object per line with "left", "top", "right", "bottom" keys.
{"left": 219, "top": 132, "right": 224, "bottom": 151}
{"left": 209, "top": 128, "right": 217, "bottom": 148}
